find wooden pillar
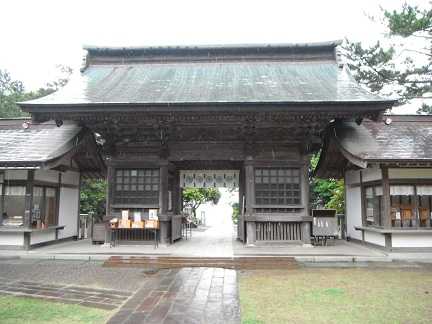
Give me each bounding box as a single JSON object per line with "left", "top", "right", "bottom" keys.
{"left": 384, "top": 233, "right": 392, "bottom": 250}
{"left": 360, "top": 170, "right": 366, "bottom": 227}
{"left": 172, "top": 168, "right": 181, "bottom": 214}
{"left": 244, "top": 158, "right": 256, "bottom": 244}
{"left": 76, "top": 173, "right": 82, "bottom": 239}
{"left": 237, "top": 167, "right": 245, "bottom": 241}
{"left": 0, "top": 172, "right": 4, "bottom": 219}
{"left": 23, "top": 232, "right": 31, "bottom": 250}
{"left": 159, "top": 162, "right": 170, "bottom": 243}
{"left": 56, "top": 173, "right": 61, "bottom": 227}
{"left": 413, "top": 185, "right": 419, "bottom": 228}
{"left": 159, "top": 162, "right": 169, "bottom": 214}
{"left": 24, "top": 170, "right": 34, "bottom": 228}
{"left": 301, "top": 157, "right": 310, "bottom": 215}
{"left": 244, "top": 158, "right": 254, "bottom": 215}
{"left": 301, "top": 157, "right": 311, "bottom": 244}
{"left": 381, "top": 166, "right": 391, "bottom": 229}
{"left": 105, "top": 164, "right": 114, "bottom": 220}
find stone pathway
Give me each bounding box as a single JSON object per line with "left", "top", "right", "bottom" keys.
{"left": 0, "top": 278, "right": 132, "bottom": 310}
{"left": 0, "top": 259, "right": 241, "bottom": 323}
{"left": 0, "top": 259, "right": 148, "bottom": 291}
{"left": 107, "top": 267, "right": 240, "bottom": 324}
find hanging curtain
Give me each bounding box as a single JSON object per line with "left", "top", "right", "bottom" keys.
{"left": 416, "top": 185, "right": 432, "bottom": 196}
{"left": 390, "top": 185, "right": 415, "bottom": 196}
{"left": 5, "top": 186, "right": 26, "bottom": 196}
{"left": 180, "top": 170, "right": 239, "bottom": 188}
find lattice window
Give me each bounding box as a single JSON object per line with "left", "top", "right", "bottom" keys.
{"left": 254, "top": 168, "right": 301, "bottom": 205}
{"left": 114, "top": 169, "right": 159, "bottom": 205}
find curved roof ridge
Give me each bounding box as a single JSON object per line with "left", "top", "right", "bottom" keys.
{"left": 83, "top": 40, "right": 343, "bottom": 52}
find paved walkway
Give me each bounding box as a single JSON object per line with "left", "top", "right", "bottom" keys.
{"left": 0, "top": 278, "right": 131, "bottom": 310}
{"left": 0, "top": 259, "right": 147, "bottom": 291}
{"left": 107, "top": 267, "right": 240, "bottom": 324}
{"left": 0, "top": 259, "right": 241, "bottom": 324}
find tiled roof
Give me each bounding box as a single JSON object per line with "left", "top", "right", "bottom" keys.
{"left": 316, "top": 115, "right": 432, "bottom": 178}
{"left": 0, "top": 119, "right": 82, "bottom": 166}
{"left": 336, "top": 116, "right": 432, "bottom": 161}
{"left": 19, "top": 41, "right": 393, "bottom": 109}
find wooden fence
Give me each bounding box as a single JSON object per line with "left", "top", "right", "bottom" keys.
{"left": 256, "top": 222, "right": 302, "bottom": 241}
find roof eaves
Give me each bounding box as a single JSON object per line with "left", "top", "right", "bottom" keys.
{"left": 83, "top": 40, "right": 343, "bottom": 53}
{"left": 332, "top": 126, "right": 368, "bottom": 169}
{"left": 19, "top": 99, "right": 396, "bottom": 110}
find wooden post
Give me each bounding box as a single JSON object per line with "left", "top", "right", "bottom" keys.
{"left": 24, "top": 170, "right": 34, "bottom": 228}
{"left": 159, "top": 162, "right": 170, "bottom": 243}
{"left": 56, "top": 173, "right": 62, "bottom": 227}
{"left": 381, "top": 166, "right": 391, "bottom": 229}
{"left": 244, "top": 157, "right": 256, "bottom": 244}
{"left": 413, "top": 185, "right": 419, "bottom": 228}
{"left": 159, "top": 162, "right": 169, "bottom": 214}
{"left": 76, "top": 173, "right": 82, "bottom": 239}
{"left": 172, "top": 168, "right": 180, "bottom": 214}
{"left": 301, "top": 158, "right": 311, "bottom": 244}
{"left": 238, "top": 167, "right": 245, "bottom": 241}
{"left": 301, "top": 157, "right": 310, "bottom": 215}
{"left": 360, "top": 170, "right": 366, "bottom": 226}
{"left": 0, "top": 172, "right": 4, "bottom": 218}
{"left": 244, "top": 158, "right": 254, "bottom": 215}
{"left": 105, "top": 164, "right": 113, "bottom": 220}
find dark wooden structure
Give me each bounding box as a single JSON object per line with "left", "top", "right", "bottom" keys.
{"left": 317, "top": 115, "right": 432, "bottom": 251}
{"left": 0, "top": 118, "right": 105, "bottom": 249}
{"left": 20, "top": 41, "right": 394, "bottom": 245}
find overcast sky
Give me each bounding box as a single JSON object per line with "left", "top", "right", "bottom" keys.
{"left": 0, "top": 0, "right": 424, "bottom": 91}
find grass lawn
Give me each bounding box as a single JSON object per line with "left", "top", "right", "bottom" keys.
{"left": 239, "top": 266, "right": 432, "bottom": 324}
{"left": 0, "top": 295, "right": 112, "bottom": 324}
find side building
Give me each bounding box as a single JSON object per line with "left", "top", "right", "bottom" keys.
{"left": 317, "top": 115, "right": 432, "bottom": 251}
{"left": 0, "top": 118, "right": 105, "bottom": 250}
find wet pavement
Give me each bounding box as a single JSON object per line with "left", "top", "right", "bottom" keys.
{"left": 107, "top": 267, "right": 240, "bottom": 324}
{"left": 0, "top": 259, "right": 241, "bottom": 323}
{"left": 0, "top": 259, "right": 147, "bottom": 291}
{"left": 0, "top": 279, "right": 131, "bottom": 310}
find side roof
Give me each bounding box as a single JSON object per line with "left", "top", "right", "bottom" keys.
{"left": 19, "top": 41, "right": 395, "bottom": 112}
{"left": 0, "top": 119, "right": 105, "bottom": 177}
{"left": 316, "top": 115, "right": 432, "bottom": 178}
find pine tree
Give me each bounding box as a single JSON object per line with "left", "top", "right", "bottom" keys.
{"left": 344, "top": 3, "right": 431, "bottom": 113}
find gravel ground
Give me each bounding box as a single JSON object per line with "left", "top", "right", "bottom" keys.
{"left": 0, "top": 259, "right": 148, "bottom": 292}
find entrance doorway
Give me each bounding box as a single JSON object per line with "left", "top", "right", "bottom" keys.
{"left": 174, "top": 169, "right": 242, "bottom": 255}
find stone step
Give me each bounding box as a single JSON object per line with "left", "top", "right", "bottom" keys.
{"left": 103, "top": 256, "right": 298, "bottom": 270}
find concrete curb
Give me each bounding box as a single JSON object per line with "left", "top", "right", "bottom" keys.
{"left": 0, "top": 253, "right": 397, "bottom": 263}
{"left": 294, "top": 256, "right": 392, "bottom": 263}
{"left": 3, "top": 253, "right": 432, "bottom": 264}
